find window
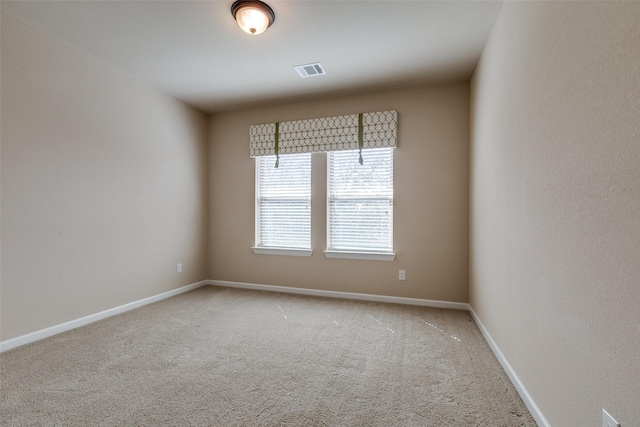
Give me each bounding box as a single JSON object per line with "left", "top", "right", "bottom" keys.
{"left": 253, "top": 153, "right": 312, "bottom": 256}
{"left": 326, "top": 147, "right": 395, "bottom": 261}
{"left": 250, "top": 111, "right": 397, "bottom": 260}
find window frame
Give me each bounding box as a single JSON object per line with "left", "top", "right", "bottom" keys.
{"left": 252, "top": 153, "right": 313, "bottom": 257}
{"left": 324, "top": 148, "right": 396, "bottom": 261}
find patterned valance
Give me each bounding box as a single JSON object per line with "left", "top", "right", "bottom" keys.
{"left": 249, "top": 110, "right": 397, "bottom": 158}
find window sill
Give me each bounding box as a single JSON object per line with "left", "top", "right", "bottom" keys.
{"left": 252, "top": 247, "right": 313, "bottom": 257}
{"left": 323, "top": 250, "right": 396, "bottom": 261}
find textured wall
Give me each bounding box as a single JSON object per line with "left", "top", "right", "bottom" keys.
{"left": 209, "top": 84, "right": 470, "bottom": 303}
{"left": 470, "top": 2, "right": 640, "bottom": 426}
{"left": 1, "top": 12, "right": 209, "bottom": 341}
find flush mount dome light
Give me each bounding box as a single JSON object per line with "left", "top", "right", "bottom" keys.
{"left": 231, "top": 0, "right": 275, "bottom": 35}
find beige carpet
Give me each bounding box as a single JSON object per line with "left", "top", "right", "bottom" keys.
{"left": 1, "top": 286, "right": 536, "bottom": 426}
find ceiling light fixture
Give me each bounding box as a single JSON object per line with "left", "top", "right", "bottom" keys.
{"left": 231, "top": 0, "right": 275, "bottom": 36}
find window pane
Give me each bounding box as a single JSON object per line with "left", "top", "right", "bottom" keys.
{"left": 328, "top": 148, "right": 394, "bottom": 252}
{"left": 256, "top": 153, "right": 311, "bottom": 249}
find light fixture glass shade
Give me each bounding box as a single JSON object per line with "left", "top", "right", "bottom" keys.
{"left": 235, "top": 7, "right": 269, "bottom": 35}
{"left": 231, "top": 1, "right": 275, "bottom": 35}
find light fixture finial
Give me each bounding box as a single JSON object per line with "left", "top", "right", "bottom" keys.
{"left": 231, "top": 0, "right": 275, "bottom": 36}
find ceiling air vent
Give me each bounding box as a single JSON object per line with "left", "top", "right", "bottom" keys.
{"left": 294, "top": 63, "right": 326, "bottom": 78}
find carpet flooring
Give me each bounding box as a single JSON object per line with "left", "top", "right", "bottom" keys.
{"left": 0, "top": 286, "right": 536, "bottom": 426}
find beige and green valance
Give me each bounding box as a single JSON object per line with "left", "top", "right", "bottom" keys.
{"left": 249, "top": 110, "right": 397, "bottom": 159}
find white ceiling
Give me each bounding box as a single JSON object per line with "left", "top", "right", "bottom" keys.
{"left": 2, "top": 1, "right": 502, "bottom": 113}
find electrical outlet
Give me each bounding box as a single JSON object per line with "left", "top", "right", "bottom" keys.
{"left": 603, "top": 409, "right": 620, "bottom": 427}
{"left": 398, "top": 270, "right": 406, "bottom": 281}
{"left": 177, "top": 263, "right": 182, "bottom": 273}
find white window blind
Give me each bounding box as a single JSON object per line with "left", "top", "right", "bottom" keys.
{"left": 255, "top": 153, "right": 311, "bottom": 250}
{"left": 327, "top": 148, "right": 394, "bottom": 253}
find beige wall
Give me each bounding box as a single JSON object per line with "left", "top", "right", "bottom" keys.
{"left": 209, "top": 84, "right": 470, "bottom": 302}
{"left": 5, "top": 4, "right": 638, "bottom": 424}
{"left": 470, "top": 2, "right": 640, "bottom": 426}
{"left": 0, "top": 12, "right": 209, "bottom": 341}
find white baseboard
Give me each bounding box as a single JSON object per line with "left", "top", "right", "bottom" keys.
{"left": 468, "top": 306, "right": 550, "bottom": 427}
{"left": 207, "top": 279, "right": 470, "bottom": 311}
{"left": 0, "top": 281, "right": 208, "bottom": 353}
{"left": 0, "top": 277, "right": 549, "bottom": 427}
